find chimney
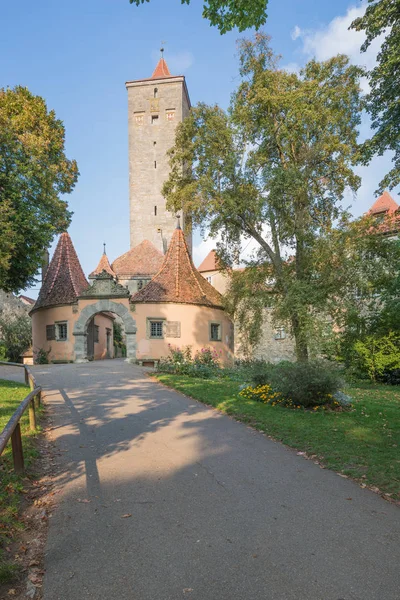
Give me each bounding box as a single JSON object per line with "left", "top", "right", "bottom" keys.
{"left": 42, "top": 249, "right": 49, "bottom": 284}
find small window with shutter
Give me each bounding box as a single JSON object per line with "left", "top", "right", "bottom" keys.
{"left": 46, "top": 325, "right": 56, "bottom": 341}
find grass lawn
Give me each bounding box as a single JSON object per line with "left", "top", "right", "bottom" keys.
{"left": 155, "top": 374, "right": 400, "bottom": 501}
{"left": 0, "top": 378, "right": 42, "bottom": 583}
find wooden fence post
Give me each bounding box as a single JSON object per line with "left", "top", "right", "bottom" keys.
{"left": 24, "top": 369, "right": 29, "bottom": 386}
{"left": 11, "top": 423, "right": 24, "bottom": 473}
{"left": 29, "top": 400, "right": 36, "bottom": 431}
{"left": 34, "top": 390, "right": 41, "bottom": 409}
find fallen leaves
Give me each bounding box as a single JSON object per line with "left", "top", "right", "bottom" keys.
{"left": 121, "top": 514, "right": 132, "bottom": 519}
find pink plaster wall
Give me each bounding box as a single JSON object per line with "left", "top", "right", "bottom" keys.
{"left": 92, "top": 313, "right": 114, "bottom": 360}
{"left": 31, "top": 305, "right": 114, "bottom": 363}
{"left": 31, "top": 305, "right": 78, "bottom": 362}
{"left": 133, "top": 303, "right": 234, "bottom": 365}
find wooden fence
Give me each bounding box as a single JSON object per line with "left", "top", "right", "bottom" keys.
{"left": 0, "top": 361, "right": 42, "bottom": 473}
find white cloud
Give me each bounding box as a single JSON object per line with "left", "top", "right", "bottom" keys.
{"left": 290, "top": 4, "right": 385, "bottom": 91}
{"left": 291, "top": 25, "right": 301, "bottom": 41}
{"left": 151, "top": 50, "right": 194, "bottom": 74}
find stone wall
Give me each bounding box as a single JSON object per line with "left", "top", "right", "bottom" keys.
{"left": 235, "top": 308, "right": 296, "bottom": 363}
{"left": 126, "top": 76, "right": 192, "bottom": 254}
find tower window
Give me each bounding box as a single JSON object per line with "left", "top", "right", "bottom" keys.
{"left": 154, "top": 88, "right": 158, "bottom": 98}
{"left": 154, "top": 161, "right": 157, "bottom": 169}
{"left": 151, "top": 115, "right": 159, "bottom": 125}
{"left": 153, "top": 141, "right": 156, "bottom": 146}
{"left": 154, "top": 206, "right": 157, "bottom": 216}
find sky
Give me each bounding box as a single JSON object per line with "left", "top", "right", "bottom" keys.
{"left": 0, "top": 0, "right": 396, "bottom": 298}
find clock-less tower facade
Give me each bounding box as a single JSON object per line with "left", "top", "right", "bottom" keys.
{"left": 126, "top": 56, "right": 192, "bottom": 254}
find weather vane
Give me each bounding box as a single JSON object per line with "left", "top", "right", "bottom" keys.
{"left": 103, "top": 242, "right": 106, "bottom": 254}
{"left": 160, "top": 41, "right": 166, "bottom": 58}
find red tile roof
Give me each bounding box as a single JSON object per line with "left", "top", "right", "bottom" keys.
{"left": 112, "top": 240, "right": 163, "bottom": 278}
{"left": 151, "top": 58, "right": 171, "bottom": 79}
{"left": 89, "top": 252, "right": 116, "bottom": 278}
{"left": 197, "top": 250, "right": 220, "bottom": 273}
{"left": 131, "top": 227, "right": 224, "bottom": 308}
{"left": 369, "top": 191, "right": 399, "bottom": 215}
{"left": 18, "top": 295, "right": 36, "bottom": 306}
{"left": 33, "top": 233, "right": 89, "bottom": 311}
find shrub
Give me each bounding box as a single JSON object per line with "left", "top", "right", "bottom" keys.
{"left": 157, "top": 345, "right": 220, "bottom": 378}
{"left": 352, "top": 333, "right": 400, "bottom": 382}
{"left": 267, "top": 360, "right": 343, "bottom": 408}
{"left": 232, "top": 359, "right": 274, "bottom": 385}
{"left": 34, "top": 347, "right": 51, "bottom": 365}
{"left": 0, "top": 314, "right": 32, "bottom": 362}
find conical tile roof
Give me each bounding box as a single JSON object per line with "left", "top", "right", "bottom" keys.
{"left": 89, "top": 251, "right": 116, "bottom": 278}
{"left": 33, "top": 233, "right": 89, "bottom": 311}
{"left": 131, "top": 227, "right": 224, "bottom": 308}
{"left": 151, "top": 58, "right": 171, "bottom": 79}
{"left": 112, "top": 240, "right": 163, "bottom": 278}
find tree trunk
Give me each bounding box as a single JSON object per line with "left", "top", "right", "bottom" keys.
{"left": 291, "top": 313, "right": 309, "bottom": 362}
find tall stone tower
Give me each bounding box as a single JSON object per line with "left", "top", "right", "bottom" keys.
{"left": 126, "top": 53, "right": 192, "bottom": 254}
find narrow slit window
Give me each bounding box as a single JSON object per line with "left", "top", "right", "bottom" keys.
{"left": 154, "top": 88, "right": 158, "bottom": 98}
{"left": 153, "top": 141, "right": 156, "bottom": 146}
{"left": 154, "top": 161, "right": 157, "bottom": 169}
{"left": 151, "top": 115, "right": 159, "bottom": 125}
{"left": 154, "top": 206, "right": 157, "bottom": 216}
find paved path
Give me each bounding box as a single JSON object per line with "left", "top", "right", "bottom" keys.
{"left": 29, "top": 360, "right": 399, "bottom": 600}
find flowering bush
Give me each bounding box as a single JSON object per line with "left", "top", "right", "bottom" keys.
{"left": 157, "top": 345, "right": 221, "bottom": 378}
{"left": 193, "top": 347, "right": 221, "bottom": 368}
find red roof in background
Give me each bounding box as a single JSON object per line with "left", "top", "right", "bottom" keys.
{"left": 19, "top": 295, "right": 35, "bottom": 306}
{"left": 151, "top": 58, "right": 171, "bottom": 79}
{"left": 112, "top": 240, "right": 163, "bottom": 278}
{"left": 89, "top": 252, "right": 116, "bottom": 278}
{"left": 369, "top": 191, "right": 399, "bottom": 215}
{"left": 131, "top": 227, "right": 224, "bottom": 308}
{"left": 33, "top": 233, "right": 89, "bottom": 311}
{"left": 197, "top": 250, "right": 220, "bottom": 273}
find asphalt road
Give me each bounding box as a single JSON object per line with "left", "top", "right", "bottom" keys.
{"left": 29, "top": 360, "right": 400, "bottom": 600}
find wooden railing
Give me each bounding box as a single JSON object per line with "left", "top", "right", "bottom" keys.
{"left": 0, "top": 361, "right": 42, "bottom": 473}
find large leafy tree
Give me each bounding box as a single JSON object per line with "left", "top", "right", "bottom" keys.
{"left": 350, "top": 0, "right": 400, "bottom": 191}
{"left": 0, "top": 86, "right": 78, "bottom": 292}
{"left": 130, "top": 0, "right": 268, "bottom": 33}
{"left": 163, "top": 34, "right": 365, "bottom": 361}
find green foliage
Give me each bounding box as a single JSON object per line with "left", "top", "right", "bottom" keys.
{"left": 0, "top": 345, "right": 7, "bottom": 362}
{"left": 157, "top": 344, "right": 221, "bottom": 378}
{"left": 0, "top": 86, "right": 78, "bottom": 292}
{"left": 33, "top": 347, "right": 50, "bottom": 365}
{"left": 164, "top": 33, "right": 364, "bottom": 361}
{"left": 113, "top": 321, "right": 124, "bottom": 346}
{"left": 350, "top": 0, "right": 400, "bottom": 190}
{"left": 352, "top": 333, "right": 400, "bottom": 381}
{"left": 264, "top": 361, "right": 343, "bottom": 408}
{"left": 0, "top": 314, "right": 31, "bottom": 362}
{"left": 130, "top": 0, "right": 268, "bottom": 33}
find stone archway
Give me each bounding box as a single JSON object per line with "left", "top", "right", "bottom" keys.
{"left": 73, "top": 299, "right": 137, "bottom": 363}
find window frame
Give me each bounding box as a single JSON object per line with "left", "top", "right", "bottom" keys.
{"left": 94, "top": 325, "right": 100, "bottom": 344}
{"left": 147, "top": 318, "right": 165, "bottom": 339}
{"left": 55, "top": 321, "right": 68, "bottom": 342}
{"left": 46, "top": 324, "right": 56, "bottom": 341}
{"left": 209, "top": 321, "right": 222, "bottom": 342}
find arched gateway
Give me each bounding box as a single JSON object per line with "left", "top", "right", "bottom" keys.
{"left": 73, "top": 274, "right": 137, "bottom": 363}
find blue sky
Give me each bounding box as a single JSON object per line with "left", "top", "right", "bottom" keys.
{"left": 1, "top": 0, "right": 396, "bottom": 297}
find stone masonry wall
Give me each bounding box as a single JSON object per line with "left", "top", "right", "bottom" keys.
{"left": 127, "top": 76, "right": 192, "bottom": 254}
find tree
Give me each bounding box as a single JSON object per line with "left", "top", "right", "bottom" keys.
{"left": 0, "top": 314, "right": 32, "bottom": 363}
{"left": 163, "top": 33, "right": 364, "bottom": 361}
{"left": 130, "top": 0, "right": 268, "bottom": 33}
{"left": 0, "top": 86, "right": 78, "bottom": 292}
{"left": 350, "top": 0, "right": 400, "bottom": 191}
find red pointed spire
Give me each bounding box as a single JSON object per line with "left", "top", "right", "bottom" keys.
{"left": 151, "top": 58, "right": 171, "bottom": 79}
{"left": 369, "top": 191, "right": 399, "bottom": 215}
{"left": 89, "top": 251, "right": 116, "bottom": 279}
{"left": 33, "top": 232, "right": 89, "bottom": 310}
{"left": 131, "top": 227, "right": 224, "bottom": 308}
